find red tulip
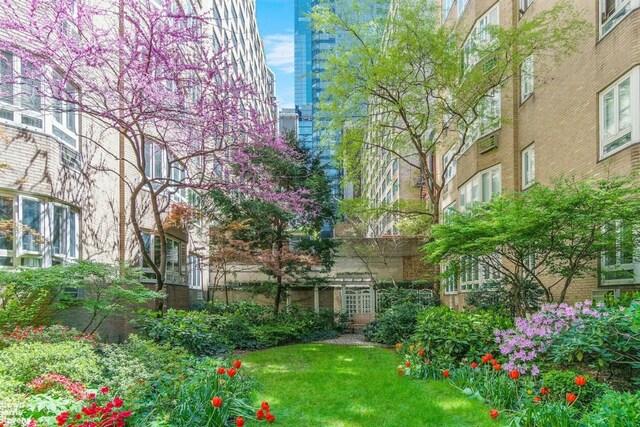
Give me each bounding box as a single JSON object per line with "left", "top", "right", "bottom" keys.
{"left": 211, "top": 396, "right": 222, "bottom": 408}
{"left": 256, "top": 409, "right": 265, "bottom": 420}
{"left": 533, "top": 396, "right": 541, "bottom": 403}
{"left": 566, "top": 393, "right": 577, "bottom": 403}
{"left": 397, "top": 369, "right": 404, "bottom": 376}
{"left": 234, "top": 360, "right": 242, "bottom": 369}
{"left": 508, "top": 370, "right": 520, "bottom": 380}
{"left": 405, "top": 361, "right": 411, "bottom": 368}
{"left": 442, "top": 370, "right": 450, "bottom": 378}
{"left": 574, "top": 375, "right": 586, "bottom": 387}
{"left": 489, "top": 409, "right": 499, "bottom": 419}
{"left": 540, "top": 387, "right": 550, "bottom": 395}
{"left": 217, "top": 367, "right": 226, "bottom": 375}
{"left": 470, "top": 362, "right": 478, "bottom": 369}
{"left": 227, "top": 368, "right": 237, "bottom": 378}
{"left": 261, "top": 401, "right": 270, "bottom": 411}
{"left": 236, "top": 417, "right": 245, "bottom": 426}
{"left": 266, "top": 413, "right": 275, "bottom": 423}
{"left": 493, "top": 363, "right": 501, "bottom": 371}
{"left": 418, "top": 349, "right": 425, "bottom": 356}
{"left": 482, "top": 353, "right": 494, "bottom": 363}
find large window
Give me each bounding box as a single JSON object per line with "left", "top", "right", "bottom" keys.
{"left": 463, "top": 4, "right": 499, "bottom": 70}
{"left": 520, "top": 0, "right": 534, "bottom": 13}
{"left": 20, "top": 198, "right": 42, "bottom": 254}
{"left": 460, "top": 255, "right": 480, "bottom": 291}
{"left": 442, "top": 0, "right": 454, "bottom": 22}
{"left": 52, "top": 205, "right": 78, "bottom": 261}
{"left": 188, "top": 254, "right": 203, "bottom": 294}
{"left": 443, "top": 148, "right": 457, "bottom": 183}
{"left": 443, "top": 263, "right": 457, "bottom": 295}
{"left": 459, "top": 0, "right": 470, "bottom": 17}
{"left": 522, "top": 145, "right": 535, "bottom": 189}
{"left": 141, "top": 232, "right": 185, "bottom": 285}
{"left": 52, "top": 73, "right": 78, "bottom": 149}
{"left": 0, "top": 196, "right": 13, "bottom": 267}
{"left": 461, "top": 88, "right": 501, "bottom": 151}
{"left": 459, "top": 165, "right": 501, "bottom": 211}
{"left": 601, "top": 222, "right": 638, "bottom": 285}
{"left": 0, "top": 52, "right": 13, "bottom": 106}
{"left": 600, "top": 68, "right": 638, "bottom": 158}
{"left": 144, "top": 141, "right": 167, "bottom": 184}
{"left": 520, "top": 56, "right": 534, "bottom": 102}
{"left": 600, "top": 0, "right": 638, "bottom": 37}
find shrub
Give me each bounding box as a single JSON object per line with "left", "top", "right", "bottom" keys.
{"left": 377, "top": 288, "right": 435, "bottom": 312}
{"left": 510, "top": 401, "right": 578, "bottom": 427}
{"left": 0, "top": 325, "right": 98, "bottom": 348}
{"left": 583, "top": 391, "right": 640, "bottom": 427}
{"left": 541, "top": 370, "right": 611, "bottom": 409}
{"left": 465, "top": 278, "right": 543, "bottom": 318}
{"left": 0, "top": 341, "right": 103, "bottom": 387}
{"left": 364, "top": 302, "right": 421, "bottom": 345}
{"left": 411, "top": 306, "right": 512, "bottom": 365}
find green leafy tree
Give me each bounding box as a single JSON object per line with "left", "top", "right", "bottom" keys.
{"left": 206, "top": 133, "right": 339, "bottom": 314}
{"left": 425, "top": 176, "right": 640, "bottom": 315}
{"left": 311, "top": 0, "right": 590, "bottom": 295}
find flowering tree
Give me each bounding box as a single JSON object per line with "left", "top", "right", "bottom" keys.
{"left": 0, "top": 0, "right": 306, "bottom": 309}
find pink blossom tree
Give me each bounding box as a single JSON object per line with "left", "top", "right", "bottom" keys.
{"left": 0, "top": 0, "right": 307, "bottom": 310}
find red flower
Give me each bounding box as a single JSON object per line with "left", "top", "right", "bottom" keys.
{"left": 533, "top": 396, "right": 541, "bottom": 403}
{"left": 418, "top": 349, "right": 425, "bottom": 356}
{"left": 481, "top": 354, "right": 494, "bottom": 363}
{"left": 236, "top": 417, "right": 245, "bottom": 426}
{"left": 100, "top": 387, "right": 109, "bottom": 394}
{"left": 257, "top": 409, "right": 265, "bottom": 420}
{"left": 88, "top": 393, "right": 96, "bottom": 400}
{"left": 405, "top": 361, "right": 411, "bottom": 368}
{"left": 540, "top": 387, "right": 550, "bottom": 395}
{"left": 266, "top": 413, "right": 275, "bottom": 423}
{"left": 217, "top": 367, "right": 226, "bottom": 375}
{"left": 470, "top": 362, "right": 478, "bottom": 369}
{"left": 211, "top": 396, "right": 222, "bottom": 408}
{"left": 489, "top": 409, "right": 499, "bottom": 419}
{"left": 566, "top": 393, "right": 577, "bottom": 403}
{"left": 113, "top": 397, "right": 124, "bottom": 408}
{"left": 234, "top": 360, "right": 242, "bottom": 369}
{"left": 442, "top": 370, "right": 450, "bottom": 378}
{"left": 397, "top": 369, "right": 404, "bottom": 376}
{"left": 575, "top": 375, "right": 586, "bottom": 387}
{"left": 508, "top": 370, "right": 520, "bottom": 380}
{"left": 261, "top": 401, "right": 270, "bottom": 411}
{"left": 493, "top": 363, "right": 501, "bottom": 371}
{"left": 227, "top": 367, "right": 237, "bottom": 378}
{"left": 56, "top": 412, "right": 70, "bottom": 426}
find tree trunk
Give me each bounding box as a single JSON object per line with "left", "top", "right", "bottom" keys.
{"left": 274, "top": 275, "right": 283, "bottom": 316}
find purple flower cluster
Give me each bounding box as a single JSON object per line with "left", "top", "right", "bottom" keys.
{"left": 494, "top": 301, "right": 605, "bottom": 375}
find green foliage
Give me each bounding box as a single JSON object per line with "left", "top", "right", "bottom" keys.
{"left": 542, "top": 370, "right": 611, "bottom": 409}
{"left": 0, "top": 325, "right": 97, "bottom": 349}
{"left": 377, "top": 288, "right": 435, "bottom": 312}
{"left": 548, "top": 301, "right": 640, "bottom": 389}
{"left": 135, "top": 304, "right": 347, "bottom": 356}
{"left": 583, "top": 391, "right": 640, "bottom": 427}
{"left": 364, "top": 302, "right": 422, "bottom": 345}
{"left": 412, "top": 306, "right": 513, "bottom": 365}
{"left": 0, "top": 341, "right": 102, "bottom": 387}
{"left": 465, "top": 279, "right": 543, "bottom": 318}
{"left": 0, "top": 261, "right": 159, "bottom": 333}
{"left": 510, "top": 401, "right": 578, "bottom": 427}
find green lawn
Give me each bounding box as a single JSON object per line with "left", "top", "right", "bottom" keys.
{"left": 242, "top": 344, "right": 497, "bottom": 427}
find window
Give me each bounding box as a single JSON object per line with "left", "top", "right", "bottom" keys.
{"left": 459, "top": 165, "right": 501, "bottom": 211}
{"left": 170, "top": 161, "right": 187, "bottom": 203}
{"left": 21, "top": 61, "right": 41, "bottom": 112}
{"left": 52, "top": 73, "right": 78, "bottom": 149}
{"left": 443, "top": 263, "right": 457, "bottom": 294}
{"left": 459, "top": 0, "right": 470, "bottom": 16}
{"left": 144, "top": 141, "right": 167, "bottom": 184}
{"left": 0, "top": 196, "right": 14, "bottom": 267}
{"left": 600, "top": 68, "right": 639, "bottom": 158}
{"left": 0, "top": 52, "right": 13, "bottom": 105}
{"left": 463, "top": 4, "right": 499, "bottom": 70}
{"left": 188, "top": 254, "right": 202, "bottom": 290}
{"left": 520, "top": 0, "right": 534, "bottom": 13}
{"left": 20, "top": 198, "right": 42, "bottom": 253}
{"left": 52, "top": 205, "right": 78, "bottom": 259}
{"left": 443, "top": 148, "right": 457, "bottom": 183}
{"left": 460, "top": 255, "right": 480, "bottom": 291}
{"left": 442, "top": 0, "right": 454, "bottom": 22}
{"left": 600, "top": 0, "right": 638, "bottom": 37}
{"left": 522, "top": 145, "right": 535, "bottom": 189}
{"left": 140, "top": 232, "right": 184, "bottom": 285}
{"left": 520, "top": 56, "right": 534, "bottom": 102}
{"left": 602, "top": 222, "right": 639, "bottom": 285}
{"left": 461, "top": 88, "right": 501, "bottom": 151}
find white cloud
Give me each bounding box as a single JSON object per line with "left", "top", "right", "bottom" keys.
{"left": 263, "top": 33, "right": 294, "bottom": 74}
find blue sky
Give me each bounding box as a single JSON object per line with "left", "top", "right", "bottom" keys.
{"left": 256, "top": 0, "right": 295, "bottom": 108}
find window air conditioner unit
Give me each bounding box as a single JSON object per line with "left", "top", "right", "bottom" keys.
{"left": 478, "top": 134, "right": 499, "bottom": 154}
{"left": 591, "top": 288, "right": 621, "bottom": 301}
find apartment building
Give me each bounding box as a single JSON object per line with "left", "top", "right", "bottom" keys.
{"left": 434, "top": 0, "right": 640, "bottom": 309}
{"left": 0, "top": 0, "right": 275, "bottom": 334}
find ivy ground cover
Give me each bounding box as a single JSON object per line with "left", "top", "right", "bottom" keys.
{"left": 242, "top": 344, "right": 495, "bottom": 427}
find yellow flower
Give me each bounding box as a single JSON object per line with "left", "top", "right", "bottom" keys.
{"left": 395, "top": 343, "right": 402, "bottom": 351}
{"left": 527, "top": 389, "right": 533, "bottom": 395}
{"left": 409, "top": 345, "right": 415, "bottom": 352}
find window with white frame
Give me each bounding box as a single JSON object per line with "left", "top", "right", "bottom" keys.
{"left": 463, "top": 4, "right": 499, "bottom": 70}
{"left": 601, "top": 221, "right": 639, "bottom": 285}
{"left": 442, "top": 0, "right": 454, "bottom": 22}
{"left": 523, "top": 251, "right": 536, "bottom": 279}
{"left": 459, "top": 0, "right": 470, "bottom": 17}
{"left": 522, "top": 145, "right": 535, "bottom": 189}
{"left": 0, "top": 196, "right": 14, "bottom": 267}
{"left": 141, "top": 232, "right": 184, "bottom": 285}
{"left": 0, "top": 51, "right": 14, "bottom": 107}
{"left": 20, "top": 197, "right": 42, "bottom": 254}
{"left": 443, "top": 148, "right": 457, "bottom": 183}
{"left": 188, "top": 254, "right": 203, "bottom": 290}
{"left": 600, "top": 67, "right": 638, "bottom": 158}
{"left": 52, "top": 73, "right": 78, "bottom": 149}
{"left": 460, "top": 255, "right": 480, "bottom": 291}
{"left": 144, "top": 140, "right": 167, "bottom": 184}
{"left": 170, "top": 161, "right": 187, "bottom": 203}
{"left": 520, "top": 0, "right": 534, "bottom": 13}
{"left": 481, "top": 254, "right": 502, "bottom": 282}
{"left": 520, "top": 56, "right": 534, "bottom": 102}
{"left": 52, "top": 205, "right": 78, "bottom": 261}
{"left": 461, "top": 88, "right": 501, "bottom": 151}
{"left": 600, "top": 0, "right": 638, "bottom": 37}
{"left": 459, "top": 165, "right": 501, "bottom": 211}
{"left": 443, "top": 263, "right": 457, "bottom": 294}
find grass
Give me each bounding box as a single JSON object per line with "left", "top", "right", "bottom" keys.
{"left": 242, "top": 344, "right": 498, "bottom": 427}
